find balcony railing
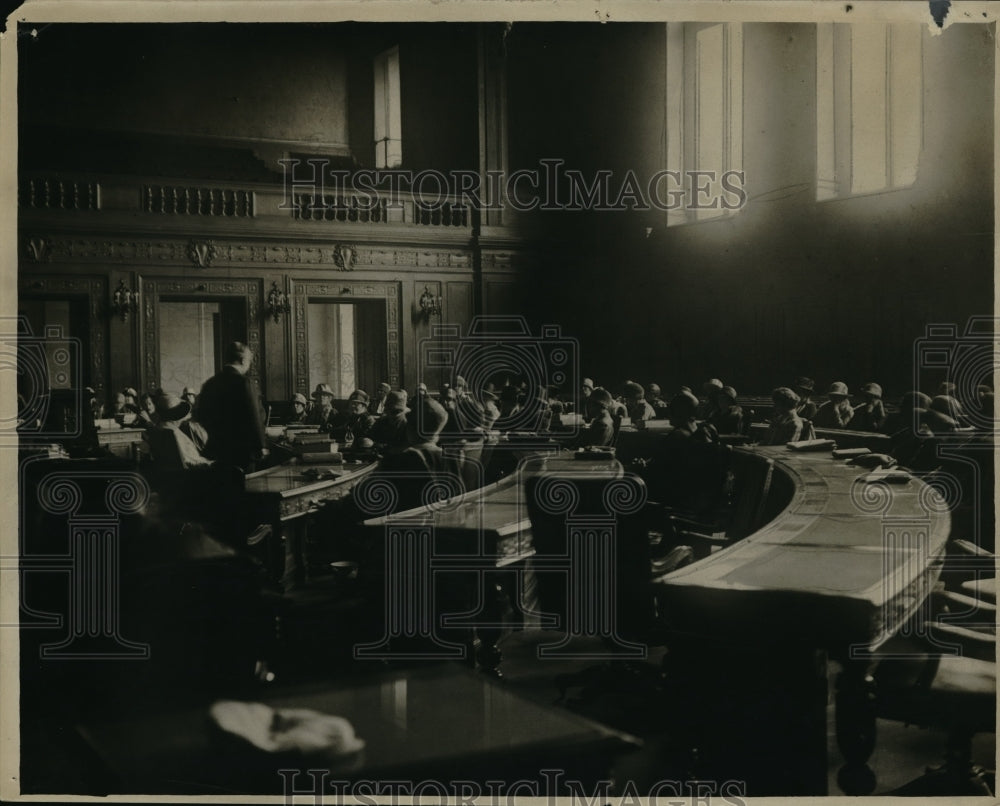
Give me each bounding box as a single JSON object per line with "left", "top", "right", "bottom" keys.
{"left": 20, "top": 176, "right": 100, "bottom": 210}
{"left": 20, "top": 171, "right": 476, "bottom": 233}
{"left": 143, "top": 184, "right": 254, "bottom": 217}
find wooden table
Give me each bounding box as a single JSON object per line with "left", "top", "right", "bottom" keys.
{"left": 95, "top": 426, "right": 146, "bottom": 460}
{"left": 77, "top": 664, "right": 639, "bottom": 795}
{"left": 361, "top": 453, "right": 624, "bottom": 668}
{"left": 656, "top": 445, "right": 951, "bottom": 794}
{"left": 244, "top": 457, "right": 378, "bottom": 587}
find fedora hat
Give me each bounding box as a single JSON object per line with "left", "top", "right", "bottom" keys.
{"left": 772, "top": 387, "right": 800, "bottom": 408}
{"left": 348, "top": 389, "right": 370, "bottom": 405}
{"left": 827, "top": 382, "right": 849, "bottom": 397}
{"left": 794, "top": 376, "right": 815, "bottom": 393}
{"left": 312, "top": 383, "right": 334, "bottom": 399}
{"left": 670, "top": 390, "right": 700, "bottom": 420}
{"left": 623, "top": 381, "right": 645, "bottom": 399}
{"left": 384, "top": 390, "right": 409, "bottom": 414}
{"left": 155, "top": 392, "right": 191, "bottom": 422}
{"left": 590, "top": 388, "right": 614, "bottom": 409}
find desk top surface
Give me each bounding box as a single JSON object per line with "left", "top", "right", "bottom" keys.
{"left": 78, "top": 665, "right": 638, "bottom": 794}
{"left": 658, "top": 445, "right": 952, "bottom": 649}
{"left": 363, "top": 452, "right": 623, "bottom": 533}
{"left": 244, "top": 457, "right": 377, "bottom": 497}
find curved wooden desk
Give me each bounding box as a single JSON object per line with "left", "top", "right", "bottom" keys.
{"left": 656, "top": 445, "right": 952, "bottom": 795}
{"left": 658, "top": 445, "right": 951, "bottom": 653}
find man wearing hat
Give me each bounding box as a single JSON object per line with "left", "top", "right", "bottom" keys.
{"left": 371, "top": 382, "right": 392, "bottom": 415}
{"left": 481, "top": 390, "right": 501, "bottom": 430}
{"left": 341, "top": 389, "right": 375, "bottom": 443}
{"left": 376, "top": 396, "right": 452, "bottom": 513}
{"left": 369, "top": 389, "right": 410, "bottom": 454}
{"left": 580, "top": 378, "right": 602, "bottom": 423}
{"left": 197, "top": 341, "right": 268, "bottom": 472}
{"left": 812, "top": 382, "right": 855, "bottom": 429}
{"left": 851, "top": 382, "right": 887, "bottom": 432}
{"left": 568, "top": 387, "right": 616, "bottom": 448}
{"left": 148, "top": 392, "right": 211, "bottom": 470}
{"left": 646, "top": 382, "right": 669, "bottom": 419}
{"left": 449, "top": 375, "right": 486, "bottom": 437}
{"left": 623, "top": 381, "right": 655, "bottom": 423}
{"left": 697, "top": 378, "right": 725, "bottom": 421}
{"left": 288, "top": 392, "right": 309, "bottom": 424}
{"left": 761, "top": 387, "right": 815, "bottom": 445}
{"left": 793, "top": 377, "right": 819, "bottom": 420}
{"left": 709, "top": 386, "right": 744, "bottom": 435}
{"left": 666, "top": 389, "right": 718, "bottom": 443}
{"left": 307, "top": 383, "right": 342, "bottom": 432}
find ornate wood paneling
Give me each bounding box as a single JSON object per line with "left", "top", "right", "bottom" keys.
{"left": 139, "top": 277, "right": 264, "bottom": 395}
{"left": 17, "top": 274, "right": 108, "bottom": 394}
{"left": 292, "top": 280, "right": 400, "bottom": 395}
{"left": 20, "top": 234, "right": 474, "bottom": 272}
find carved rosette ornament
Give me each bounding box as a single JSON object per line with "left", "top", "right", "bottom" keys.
{"left": 187, "top": 239, "right": 219, "bottom": 268}
{"left": 333, "top": 243, "right": 358, "bottom": 271}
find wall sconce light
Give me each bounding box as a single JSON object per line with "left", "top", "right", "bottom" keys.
{"left": 266, "top": 281, "right": 291, "bottom": 323}
{"left": 111, "top": 280, "right": 140, "bottom": 322}
{"left": 419, "top": 286, "right": 443, "bottom": 319}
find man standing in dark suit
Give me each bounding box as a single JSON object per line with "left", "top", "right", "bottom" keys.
{"left": 197, "top": 341, "right": 267, "bottom": 472}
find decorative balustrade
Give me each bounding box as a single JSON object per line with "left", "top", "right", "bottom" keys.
{"left": 414, "top": 200, "right": 469, "bottom": 228}
{"left": 20, "top": 173, "right": 476, "bottom": 233}
{"left": 292, "top": 193, "right": 389, "bottom": 223}
{"left": 143, "top": 184, "right": 254, "bottom": 217}
{"left": 20, "top": 177, "right": 100, "bottom": 210}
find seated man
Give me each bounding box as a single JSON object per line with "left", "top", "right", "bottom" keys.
{"left": 791, "top": 377, "right": 818, "bottom": 421}
{"left": 306, "top": 383, "right": 341, "bottom": 432}
{"left": 580, "top": 378, "right": 600, "bottom": 423}
{"left": 667, "top": 389, "right": 718, "bottom": 443}
{"left": 146, "top": 392, "right": 211, "bottom": 470}
{"left": 369, "top": 390, "right": 410, "bottom": 454}
{"left": 812, "top": 382, "right": 854, "bottom": 429}
{"left": 760, "top": 387, "right": 815, "bottom": 445}
{"left": 640, "top": 391, "right": 727, "bottom": 520}
{"left": 698, "top": 378, "right": 725, "bottom": 421}
{"left": 710, "top": 386, "right": 744, "bottom": 435}
{"left": 287, "top": 392, "right": 309, "bottom": 424}
{"left": 851, "top": 382, "right": 888, "bottom": 432}
{"left": 481, "top": 390, "right": 501, "bottom": 431}
{"left": 340, "top": 389, "right": 376, "bottom": 443}
{"left": 646, "top": 382, "right": 670, "bottom": 419}
{"left": 567, "top": 387, "right": 616, "bottom": 448}
{"left": 370, "top": 382, "right": 392, "bottom": 416}
{"left": 623, "top": 381, "right": 656, "bottom": 423}
{"left": 136, "top": 391, "right": 160, "bottom": 429}
{"left": 378, "top": 396, "right": 453, "bottom": 513}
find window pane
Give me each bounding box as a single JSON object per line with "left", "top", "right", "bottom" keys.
{"left": 889, "top": 24, "right": 922, "bottom": 188}
{"left": 850, "top": 24, "right": 888, "bottom": 195}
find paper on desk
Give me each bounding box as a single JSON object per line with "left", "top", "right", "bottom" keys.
{"left": 210, "top": 700, "right": 365, "bottom": 756}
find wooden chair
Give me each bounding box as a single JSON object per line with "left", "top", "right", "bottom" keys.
{"left": 665, "top": 449, "right": 774, "bottom": 558}
{"left": 498, "top": 473, "right": 685, "bottom": 702}
{"left": 837, "top": 543, "right": 996, "bottom": 795}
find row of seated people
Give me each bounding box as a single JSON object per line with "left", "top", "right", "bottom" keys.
{"left": 577, "top": 374, "right": 994, "bottom": 437}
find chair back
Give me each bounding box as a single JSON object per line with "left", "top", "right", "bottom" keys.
{"left": 726, "top": 451, "right": 774, "bottom": 540}
{"left": 526, "top": 473, "right": 653, "bottom": 641}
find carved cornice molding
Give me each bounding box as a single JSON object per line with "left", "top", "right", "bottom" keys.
{"left": 19, "top": 234, "right": 476, "bottom": 272}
